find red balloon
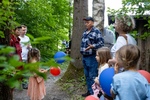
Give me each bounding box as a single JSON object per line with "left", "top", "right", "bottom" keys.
{"left": 138, "top": 70, "right": 150, "bottom": 83}
{"left": 50, "top": 67, "right": 61, "bottom": 76}
{"left": 85, "top": 95, "right": 99, "bottom": 100}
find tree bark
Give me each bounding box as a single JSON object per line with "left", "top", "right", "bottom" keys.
{"left": 93, "top": 0, "right": 105, "bottom": 31}
{"left": 0, "top": 0, "right": 13, "bottom": 99}
{"left": 0, "top": 83, "right": 13, "bottom": 100}
{"left": 70, "top": 0, "right": 88, "bottom": 68}
{"left": 136, "top": 19, "right": 150, "bottom": 72}
{"left": 0, "top": 29, "right": 10, "bottom": 45}
{"left": 0, "top": 29, "right": 11, "bottom": 100}
{"left": 0, "top": 25, "right": 12, "bottom": 100}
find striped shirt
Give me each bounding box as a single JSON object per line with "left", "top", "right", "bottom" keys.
{"left": 80, "top": 27, "right": 104, "bottom": 55}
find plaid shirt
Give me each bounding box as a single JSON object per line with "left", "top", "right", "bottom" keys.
{"left": 10, "top": 34, "right": 22, "bottom": 61}
{"left": 80, "top": 27, "right": 104, "bottom": 55}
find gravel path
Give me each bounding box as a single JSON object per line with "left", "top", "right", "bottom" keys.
{"left": 13, "top": 70, "right": 71, "bottom": 100}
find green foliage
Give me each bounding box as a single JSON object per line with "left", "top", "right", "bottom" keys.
{"left": 0, "top": 0, "right": 19, "bottom": 38}
{"left": 107, "top": 0, "right": 150, "bottom": 39}
{"left": 0, "top": 46, "right": 46, "bottom": 88}
{"left": 0, "top": 0, "right": 72, "bottom": 93}
{"left": 0, "top": 45, "right": 71, "bottom": 88}
{"left": 14, "top": 0, "right": 73, "bottom": 61}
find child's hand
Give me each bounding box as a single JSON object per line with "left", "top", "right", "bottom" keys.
{"left": 94, "top": 77, "right": 99, "bottom": 84}
{"left": 40, "top": 69, "right": 47, "bottom": 73}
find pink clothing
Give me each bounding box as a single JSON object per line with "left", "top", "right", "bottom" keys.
{"left": 92, "top": 63, "right": 109, "bottom": 100}
{"left": 27, "top": 76, "right": 46, "bottom": 100}
{"left": 92, "top": 83, "right": 102, "bottom": 98}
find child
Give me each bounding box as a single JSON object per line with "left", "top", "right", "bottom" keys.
{"left": 111, "top": 44, "right": 150, "bottom": 100}
{"left": 92, "top": 47, "right": 112, "bottom": 99}
{"left": 27, "top": 48, "right": 47, "bottom": 100}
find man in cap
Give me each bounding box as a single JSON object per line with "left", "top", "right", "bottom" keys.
{"left": 80, "top": 16, "right": 104, "bottom": 97}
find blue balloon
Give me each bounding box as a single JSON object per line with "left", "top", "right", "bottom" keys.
{"left": 54, "top": 51, "right": 66, "bottom": 64}
{"left": 99, "top": 67, "right": 115, "bottom": 97}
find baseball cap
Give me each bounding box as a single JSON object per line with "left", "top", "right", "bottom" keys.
{"left": 83, "top": 17, "right": 94, "bottom": 22}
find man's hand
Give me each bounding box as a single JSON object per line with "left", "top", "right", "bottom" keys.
{"left": 85, "top": 44, "right": 94, "bottom": 51}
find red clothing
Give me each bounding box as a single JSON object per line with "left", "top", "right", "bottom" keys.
{"left": 10, "top": 34, "right": 23, "bottom": 69}
{"left": 10, "top": 34, "right": 22, "bottom": 61}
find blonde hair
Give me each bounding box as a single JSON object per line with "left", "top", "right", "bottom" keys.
{"left": 115, "top": 14, "right": 135, "bottom": 33}
{"left": 116, "top": 44, "right": 140, "bottom": 70}
{"left": 27, "top": 48, "right": 40, "bottom": 63}
{"left": 97, "top": 47, "right": 112, "bottom": 66}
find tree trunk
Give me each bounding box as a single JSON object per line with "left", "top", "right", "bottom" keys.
{"left": 60, "top": 0, "right": 88, "bottom": 94}
{"left": 0, "top": 29, "right": 12, "bottom": 99}
{"left": 93, "top": 0, "right": 105, "bottom": 31}
{"left": 0, "top": 30, "right": 12, "bottom": 100}
{"left": 70, "top": 0, "right": 88, "bottom": 68}
{"left": 0, "top": 83, "right": 13, "bottom": 100}
{"left": 136, "top": 18, "right": 150, "bottom": 72}
{"left": 0, "top": 0, "right": 12, "bottom": 99}
{"left": 0, "top": 29, "right": 10, "bottom": 45}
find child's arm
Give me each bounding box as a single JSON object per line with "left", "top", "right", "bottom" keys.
{"left": 34, "top": 68, "right": 47, "bottom": 77}
{"left": 36, "top": 69, "right": 47, "bottom": 83}
{"left": 146, "top": 84, "right": 150, "bottom": 99}
{"left": 110, "top": 76, "right": 118, "bottom": 99}
{"left": 110, "top": 88, "right": 116, "bottom": 99}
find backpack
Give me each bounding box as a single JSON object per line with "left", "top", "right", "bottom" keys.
{"left": 102, "top": 27, "right": 116, "bottom": 49}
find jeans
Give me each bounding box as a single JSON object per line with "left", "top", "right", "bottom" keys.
{"left": 82, "top": 54, "right": 98, "bottom": 94}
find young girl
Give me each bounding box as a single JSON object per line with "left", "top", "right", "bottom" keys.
{"left": 92, "top": 47, "right": 112, "bottom": 99}
{"left": 27, "top": 48, "right": 47, "bottom": 100}
{"left": 111, "top": 44, "right": 150, "bottom": 100}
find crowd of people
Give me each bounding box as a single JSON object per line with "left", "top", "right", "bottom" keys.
{"left": 9, "top": 25, "right": 47, "bottom": 100}
{"left": 80, "top": 15, "right": 150, "bottom": 100}
{"left": 9, "top": 14, "right": 150, "bottom": 100}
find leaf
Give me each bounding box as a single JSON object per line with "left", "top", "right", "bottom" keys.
{"left": 0, "top": 56, "right": 6, "bottom": 61}
{"left": 0, "top": 46, "right": 15, "bottom": 54}
{"left": 26, "top": 34, "right": 34, "bottom": 41}
{"left": 33, "top": 37, "right": 51, "bottom": 42}
{"left": 8, "top": 55, "right": 23, "bottom": 67}
{"left": 7, "top": 78, "right": 20, "bottom": 88}
{"left": 0, "top": 31, "right": 4, "bottom": 38}
{"left": 0, "top": 75, "right": 6, "bottom": 82}
{"left": 127, "top": 21, "right": 131, "bottom": 27}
